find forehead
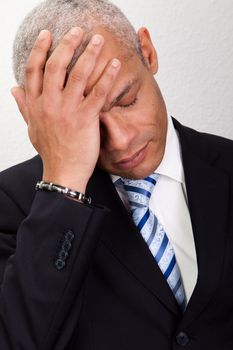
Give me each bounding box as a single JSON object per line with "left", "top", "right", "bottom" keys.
{"left": 85, "top": 28, "right": 142, "bottom": 93}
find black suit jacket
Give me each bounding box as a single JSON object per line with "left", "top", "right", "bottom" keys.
{"left": 0, "top": 119, "right": 232, "bottom": 349}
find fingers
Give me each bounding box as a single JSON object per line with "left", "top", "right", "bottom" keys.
{"left": 43, "top": 27, "right": 84, "bottom": 96}
{"left": 11, "top": 86, "right": 28, "bottom": 123}
{"left": 83, "top": 58, "right": 121, "bottom": 115}
{"left": 25, "top": 30, "right": 52, "bottom": 99}
{"left": 64, "top": 34, "right": 105, "bottom": 101}
{"left": 24, "top": 27, "right": 120, "bottom": 123}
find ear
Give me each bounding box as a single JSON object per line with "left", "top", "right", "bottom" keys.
{"left": 137, "top": 27, "right": 158, "bottom": 74}
{"left": 11, "top": 86, "right": 28, "bottom": 124}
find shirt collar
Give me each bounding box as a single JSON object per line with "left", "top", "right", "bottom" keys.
{"left": 110, "top": 114, "right": 184, "bottom": 184}
{"left": 156, "top": 115, "right": 184, "bottom": 183}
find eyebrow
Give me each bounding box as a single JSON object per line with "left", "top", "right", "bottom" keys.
{"left": 109, "top": 79, "right": 138, "bottom": 108}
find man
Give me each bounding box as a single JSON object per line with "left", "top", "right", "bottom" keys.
{"left": 0, "top": 0, "right": 232, "bottom": 348}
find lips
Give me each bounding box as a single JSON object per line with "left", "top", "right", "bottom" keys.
{"left": 114, "top": 143, "right": 149, "bottom": 170}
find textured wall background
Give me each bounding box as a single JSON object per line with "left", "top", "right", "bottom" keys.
{"left": 0, "top": 0, "right": 232, "bottom": 171}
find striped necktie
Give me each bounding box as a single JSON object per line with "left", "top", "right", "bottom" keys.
{"left": 121, "top": 173, "right": 186, "bottom": 311}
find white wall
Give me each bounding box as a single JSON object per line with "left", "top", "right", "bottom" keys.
{"left": 0, "top": 0, "right": 232, "bottom": 171}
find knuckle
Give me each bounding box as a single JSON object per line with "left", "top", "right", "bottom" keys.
{"left": 43, "top": 100, "right": 56, "bottom": 116}
{"left": 25, "top": 61, "right": 45, "bottom": 77}
{"left": 60, "top": 113, "right": 71, "bottom": 127}
{"left": 105, "top": 69, "right": 116, "bottom": 81}
{"left": 39, "top": 98, "right": 53, "bottom": 117}
{"left": 32, "top": 43, "right": 44, "bottom": 53}
{"left": 25, "top": 64, "right": 35, "bottom": 76}
{"left": 61, "top": 38, "right": 75, "bottom": 51}
{"left": 92, "top": 85, "right": 106, "bottom": 99}
{"left": 45, "top": 59, "right": 60, "bottom": 75}
{"left": 85, "top": 45, "right": 96, "bottom": 56}
{"left": 69, "top": 70, "right": 84, "bottom": 84}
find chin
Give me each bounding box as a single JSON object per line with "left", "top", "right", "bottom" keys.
{"left": 124, "top": 156, "right": 162, "bottom": 179}
{"left": 124, "top": 168, "right": 155, "bottom": 180}
{"left": 106, "top": 162, "right": 157, "bottom": 180}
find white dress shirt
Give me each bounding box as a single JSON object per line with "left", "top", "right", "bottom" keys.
{"left": 111, "top": 115, "right": 198, "bottom": 302}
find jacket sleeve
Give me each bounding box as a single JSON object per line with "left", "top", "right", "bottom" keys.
{"left": 0, "top": 189, "right": 108, "bottom": 349}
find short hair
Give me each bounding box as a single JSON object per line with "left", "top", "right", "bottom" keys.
{"left": 13, "top": 0, "right": 143, "bottom": 86}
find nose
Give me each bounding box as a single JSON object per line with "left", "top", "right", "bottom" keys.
{"left": 100, "top": 114, "right": 135, "bottom": 152}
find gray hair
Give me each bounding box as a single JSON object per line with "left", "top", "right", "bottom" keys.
{"left": 13, "top": 0, "right": 143, "bottom": 86}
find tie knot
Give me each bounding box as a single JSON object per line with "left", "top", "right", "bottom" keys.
{"left": 121, "top": 173, "right": 159, "bottom": 208}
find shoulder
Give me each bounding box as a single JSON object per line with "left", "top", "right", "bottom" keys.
{"left": 0, "top": 155, "right": 42, "bottom": 183}
{"left": 173, "top": 118, "right": 233, "bottom": 173}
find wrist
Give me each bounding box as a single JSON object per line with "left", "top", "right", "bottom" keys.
{"left": 36, "top": 181, "right": 92, "bottom": 204}
{"left": 42, "top": 173, "right": 89, "bottom": 194}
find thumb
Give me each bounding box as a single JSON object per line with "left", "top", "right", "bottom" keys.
{"left": 11, "top": 86, "right": 28, "bottom": 124}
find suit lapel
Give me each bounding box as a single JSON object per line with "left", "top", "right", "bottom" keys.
{"left": 174, "top": 120, "right": 230, "bottom": 326}
{"left": 87, "top": 168, "right": 181, "bottom": 316}
{"left": 87, "top": 119, "right": 229, "bottom": 322}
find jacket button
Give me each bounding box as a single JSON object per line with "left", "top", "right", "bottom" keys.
{"left": 64, "top": 230, "right": 75, "bottom": 242}
{"left": 55, "top": 258, "right": 66, "bottom": 270}
{"left": 58, "top": 249, "right": 69, "bottom": 260}
{"left": 176, "top": 332, "right": 190, "bottom": 346}
{"left": 61, "top": 240, "right": 72, "bottom": 252}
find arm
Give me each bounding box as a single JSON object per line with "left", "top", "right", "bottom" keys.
{"left": 0, "top": 189, "right": 108, "bottom": 349}
{"left": 0, "top": 26, "right": 120, "bottom": 348}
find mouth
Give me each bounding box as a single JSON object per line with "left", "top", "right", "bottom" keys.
{"left": 113, "top": 143, "right": 149, "bottom": 170}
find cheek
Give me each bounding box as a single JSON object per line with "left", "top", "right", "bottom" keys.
{"left": 137, "top": 93, "right": 166, "bottom": 132}
{"left": 132, "top": 107, "right": 158, "bottom": 138}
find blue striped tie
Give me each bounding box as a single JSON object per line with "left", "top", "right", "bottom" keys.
{"left": 121, "top": 173, "right": 186, "bottom": 311}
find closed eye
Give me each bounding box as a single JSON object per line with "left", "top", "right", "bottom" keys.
{"left": 118, "top": 97, "right": 138, "bottom": 109}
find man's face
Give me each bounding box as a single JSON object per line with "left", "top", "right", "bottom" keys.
{"left": 87, "top": 29, "right": 167, "bottom": 179}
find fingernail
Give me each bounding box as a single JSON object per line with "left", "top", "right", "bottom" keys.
{"left": 70, "top": 27, "right": 82, "bottom": 37}
{"left": 111, "top": 59, "right": 120, "bottom": 68}
{"left": 91, "top": 35, "right": 103, "bottom": 46}
{"left": 38, "top": 30, "right": 48, "bottom": 41}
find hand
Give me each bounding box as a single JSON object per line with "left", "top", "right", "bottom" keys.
{"left": 11, "top": 27, "right": 121, "bottom": 193}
